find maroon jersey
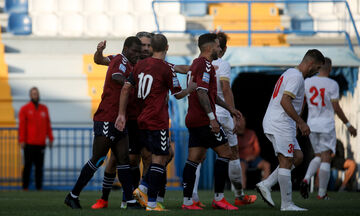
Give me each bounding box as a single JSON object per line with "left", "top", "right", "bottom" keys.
{"left": 93, "top": 54, "right": 133, "bottom": 122}
{"left": 128, "top": 57, "right": 182, "bottom": 130}
{"left": 185, "top": 56, "right": 217, "bottom": 128}
{"left": 126, "top": 88, "right": 141, "bottom": 121}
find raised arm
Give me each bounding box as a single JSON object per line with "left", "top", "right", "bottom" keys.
{"left": 332, "top": 101, "right": 357, "bottom": 137}
{"left": 94, "top": 40, "right": 110, "bottom": 66}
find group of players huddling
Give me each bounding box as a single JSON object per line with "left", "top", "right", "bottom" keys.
{"left": 64, "top": 31, "right": 357, "bottom": 212}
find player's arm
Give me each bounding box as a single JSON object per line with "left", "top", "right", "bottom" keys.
{"left": 332, "top": 101, "right": 357, "bottom": 136}
{"left": 174, "top": 65, "right": 190, "bottom": 74}
{"left": 111, "top": 73, "right": 126, "bottom": 85}
{"left": 18, "top": 107, "right": 26, "bottom": 149}
{"left": 94, "top": 40, "right": 110, "bottom": 66}
{"left": 173, "top": 76, "right": 197, "bottom": 99}
{"left": 220, "top": 79, "right": 235, "bottom": 109}
{"left": 115, "top": 73, "right": 135, "bottom": 131}
{"left": 215, "top": 95, "right": 242, "bottom": 120}
{"left": 280, "top": 93, "right": 310, "bottom": 136}
{"left": 197, "top": 89, "right": 220, "bottom": 133}
{"left": 45, "top": 107, "right": 54, "bottom": 148}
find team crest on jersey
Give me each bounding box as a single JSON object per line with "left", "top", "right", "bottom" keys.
{"left": 202, "top": 72, "right": 210, "bottom": 83}
{"left": 119, "top": 64, "right": 126, "bottom": 73}
{"left": 173, "top": 77, "right": 180, "bottom": 87}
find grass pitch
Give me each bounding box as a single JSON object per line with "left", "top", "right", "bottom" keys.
{"left": 0, "top": 190, "right": 359, "bottom": 216}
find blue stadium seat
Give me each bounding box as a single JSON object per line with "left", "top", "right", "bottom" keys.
{"left": 7, "top": 12, "right": 32, "bottom": 35}
{"left": 286, "top": 2, "right": 314, "bottom": 35}
{"left": 181, "top": 0, "right": 207, "bottom": 16}
{"left": 5, "top": 0, "right": 28, "bottom": 13}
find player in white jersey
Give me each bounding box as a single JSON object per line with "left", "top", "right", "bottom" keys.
{"left": 256, "top": 49, "right": 325, "bottom": 211}
{"left": 191, "top": 32, "right": 257, "bottom": 207}
{"left": 300, "top": 57, "right": 357, "bottom": 200}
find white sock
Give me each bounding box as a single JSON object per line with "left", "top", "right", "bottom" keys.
{"left": 214, "top": 193, "right": 224, "bottom": 201}
{"left": 127, "top": 199, "right": 136, "bottom": 204}
{"left": 304, "top": 156, "right": 321, "bottom": 182}
{"left": 318, "top": 162, "right": 330, "bottom": 197}
{"left": 228, "top": 159, "right": 244, "bottom": 198}
{"left": 148, "top": 201, "right": 156, "bottom": 208}
{"left": 183, "top": 197, "right": 193, "bottom": 206}
{"left": 192, "top": 163, "right": 201, "bottom": 201}
{"left": 262, "top": 166, "right": 278, "bottom": 188}
{"left": 139, "top": 184, "right": 148, "bottom": 194}
{"left": 156, "top": 196, "right": 164, "bottom": 203}
{"left": 278, "top": 168, "right": 292, "bottom": 207}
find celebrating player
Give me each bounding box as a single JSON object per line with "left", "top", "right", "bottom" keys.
{"left": 300, "top": 57, "right": 357, "bottom": 200}
{"left": 256, "top": 49, "right": 325, "bottom": 211}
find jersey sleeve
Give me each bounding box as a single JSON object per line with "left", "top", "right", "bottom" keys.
{"left": 126, "top": 72, "right": 136, "bottom": 86}
{"left": 217, "top": 61, "right": 231, "bottom": 82}
{"left": 106, "top": 54, "right": 117, "bottom": 62}
{"left": 166, "top": 65, "right": 182, "bottom": 95}
{"left": 283, "top": 75, "right": 303, "bottom": 99}
{"left": 195, "top": 61, "right": 211, "bottom": 91}
{"left": 330, "top": 81, "right": 339, "bottom": 102}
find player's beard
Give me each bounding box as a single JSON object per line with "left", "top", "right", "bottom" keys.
{"left": 31, "top": 98, "right": 39, "bottom": 106}
{"left": 211, "top": 50, "right": 218, "bottom": 61}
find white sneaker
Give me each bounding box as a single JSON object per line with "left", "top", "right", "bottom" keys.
{"left": 256, "top": 181, "right": 275, "bottom": 207}
{"left": 120, "top": 201, "right": 127, "bottom": 209}
{"left": 280, "top": 203, "right": 308, "bottom": 211}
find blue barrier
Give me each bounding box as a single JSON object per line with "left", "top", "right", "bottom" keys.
{"left": 152, "top": 0, "right": 360, "bottom": 52}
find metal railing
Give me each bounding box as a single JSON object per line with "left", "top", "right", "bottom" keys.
{"left": 152, "top": 0, "right": 360, "bottom": 52}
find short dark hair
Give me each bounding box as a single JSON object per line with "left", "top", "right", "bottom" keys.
{"left": 303, "top": 49, "right": 325, "bottom": 64}
{"left": 29, "top": 86, "right": 38, "bottom": 93}
{"left": 124, "top": 36, "right": 142, "bottom": 48}
{"left": 324, "top": 57, "right": 332, "bottom": 66}
{"left": 136, "top": 31, "right": 154, "bottom": 39}
{"left": 198, "top": 33, "right": 218, "bottom": 51}
{"left": 217, "top": 32, "right": 228, "bottom": 50}
{"left": 151, "top": 34, "right": 168, "bottom": 52}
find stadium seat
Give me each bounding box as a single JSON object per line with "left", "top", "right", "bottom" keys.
{"left": 5, "top": 0, "right": 28, "bottom": 13}
{"left": 7, "top": 12, "right": 32, "bottom": 35}
{"left": 32, "top": 13, "right": 57, "bottom": 36}
{"left": 84, "top": 13, "right": 110, "bottom": 37}
{"left": 155, "top": 2, "right": 181, "bottom": 15}
{"left": 29, "top": 0, "right": 57, "bottom": 14}
{"left": 59, "top": 13, "right": 83, "bottom": 37}
{"left": 313, "top": 15, "right": 342, "bottom": 37}
{"left": 133, "top": 0, "right": 153, "bottom": 14}
{"left": 57, "top": 0, "right": 82, "bottom": 13}
{"left": 309, "top": 2, "right": 335, "bottom": 15}
{"left": 106, "top": 0, "right": 133, "bottom": 14}
{"left": 83, "top": 0, "right": 106, "bottom": 14}
{"left": 136, "top": 12, "right": 158, "bottom": 33}
{"left": 161, "top": 14, "right": 186, "bottom": 34}
{"left": 181, "top": 0, "right": 207, "bottom": 16}
{"left": 111, "top": 13, "right": 137, "bottom": 36}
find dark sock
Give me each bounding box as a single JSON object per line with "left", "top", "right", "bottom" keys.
{"left": 182, "top": 160, "right": 199, "bottom": 198}
{"left": 117, "top": 164, "right": 134, "bottom": 201}
{"left": 214, "top": 157, "right": 229, "bottom": 193}
{"left": 130, "top": 166, "right": 141, "bottom": 189}
{"left": 148, "top": 163, "right": 165, "bottom": 202}
{"left": 101, "top": 172, "right": 116, "bottom": 201}
{"left": 158, "top": 169, "right": 167, "bottom": 198}
{"left": 72, "top": 160, "right": 98, "bottom": 196}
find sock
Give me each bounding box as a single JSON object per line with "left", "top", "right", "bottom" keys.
{"left": 214, "top": 157, "right": 229, "bottom": 194}
{"left": 304, "top": 156, "right": 321, "bottom": 182}
{"left": 156, "top": 196, "right": 164, "bottom": 203}
{"left": 70, "top": 192, "right": 78, "bottom": 199}
{"left": 139, "top": 183, "right": 148, "bottom": 194}
{"left": 183, "top": 160, "right": 199, "bottom": 201}
{"left": 318, "top": 162, "right": 330, "bottom": 197}
{"left": 228, "top": 159, "right": 244, "bottom": 198}
{"left": 117, "top": 164, "right": 134, "bottom": 202}
{"left": 183, "top": 197, "right": 193, "bottom": 205}
{"left": 158, "top": 169, "right": 167, "bottom": 199}
{"left": 130, "top": 166, "right": 141, "bottom": 189}
{"left": 101, "top": 172, "right": 116, "bottom": 201}
{"left": 148, "top": 163, "right": 165, "bottom": 205}
{"left": 278, "top": 168, "right": 292, "bottom": 207}
{"left": 215, "top": 193, "right": 224, "bottom": 201}
{"left": 192, "top": 163, "right": 201, "bottom": 202}
{"left": 262, "top": 166, "right": 278, "bottom": 188}
{"left": 71, "top": 160, "right": 98, "bottom": 196}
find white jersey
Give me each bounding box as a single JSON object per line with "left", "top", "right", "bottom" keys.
{"left": 212, "top": 58, "right": 231, "bottom": 117}
{"left": 263, "top": 68, "right": 305, "bottom": 137}
{"left": 305, "top": 76, "right": 339, "bottom": 133}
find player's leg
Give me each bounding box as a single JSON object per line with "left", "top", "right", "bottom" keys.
{"left": 22, "top": 144, "right": 32, "bottom": 190}
{"left": 256, "top": 158, "right": 271, "bottom": 180}
{"left": 240, "top": 160, "right": 247, "bottom": 188}
{"left": 128, "top": 119, "right": 142, "bottom": 189}
{"left": 34, "top": 145, "right": 45, "bottom": 190}
{"left": 339, "top": 159, "right": 356, "bottom": 191}
{"left": 192, "top": 153, "right": 206, "bottom": 207}
{"left": 157, "top": 145, "right": 174, "bottom": 205}
{"left": 318, "top": 150, "right": 332, "bottom": 199}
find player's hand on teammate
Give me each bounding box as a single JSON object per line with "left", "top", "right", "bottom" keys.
{"left": 115, "top": 114, "right": 126, "bottom": 131}
{"left": 230, "top": 109, "right": 243, "bottom": 120}
{"left": 348, "top": 125, "right": 357, "bottom": 137}
{"left": 97, "top": 40, "right": 106, "bottom": 52}
{"left": 298, "top": 120, "right": 310, "bottom": 136}
{"left": 210, "top": 119, "right": 220, "bottom": 133}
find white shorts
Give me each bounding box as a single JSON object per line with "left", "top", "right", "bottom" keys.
{"left": 265, "top": 133, "right": 301, "bottom": 157}
{"left": 309, "top": 129, "right": 336, "bottom": 154}
{"left": 217, "top": 115, "right": 237, "bottom": 147}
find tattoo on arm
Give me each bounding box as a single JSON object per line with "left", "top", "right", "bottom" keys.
{"left": 197, "top": 89, "right": 213, "bottom": 114}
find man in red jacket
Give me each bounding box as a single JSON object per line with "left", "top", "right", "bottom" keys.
{"left": 19, "top": 87, "right": 53, "bottom": 190}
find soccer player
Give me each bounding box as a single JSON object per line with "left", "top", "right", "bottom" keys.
{"left": 64, "top": 36, "right": 142, "bottom": 209}
{"left": 181, "top": 33, "right": 242, "bottom": 211}
{"left": 191, "top": 32, "right": 256, "bottom": 207}
{"left": 300, "top": 57, "right": 357, "bottom": 200}
{"left": 256, "top": 49, "right": 325, "bottom": 211}
{"left": 115, "top": 34, "right": 196, "bottom": 211}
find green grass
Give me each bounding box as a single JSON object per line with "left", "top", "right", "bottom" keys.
{"left": 0, "top": 190, "right": 359, "bottom": 216}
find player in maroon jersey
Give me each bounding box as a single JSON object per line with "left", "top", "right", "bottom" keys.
{"left": 181, "top": 33, "right": 242, "bottom": 210}
{"left": 115, "top": 34, "right": 196, "bottom": 211}
{"left": 64, "top": 36, "right": 142, "bottom": 209}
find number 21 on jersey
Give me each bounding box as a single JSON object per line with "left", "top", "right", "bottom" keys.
{"left": 272, "top": 76, "right": 284, "bottom": 99}
{"left": 309, "top": 86, "right": 325, "bottom": 107}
